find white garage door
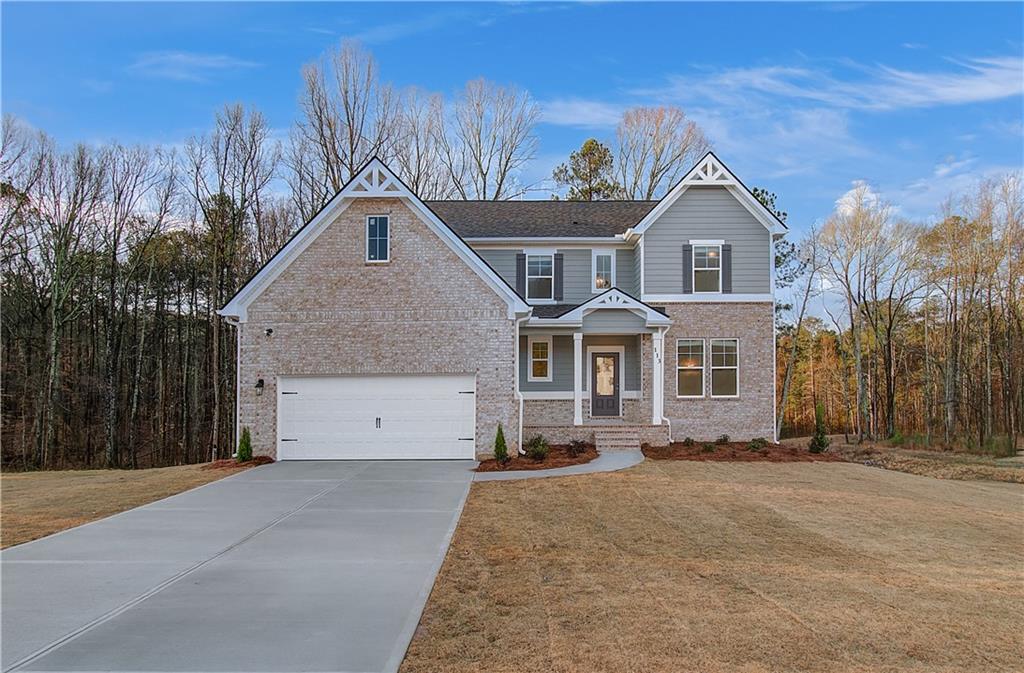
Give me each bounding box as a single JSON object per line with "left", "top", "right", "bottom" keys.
{"left": 277, "top": 375, "right": 476, "bottom": 460}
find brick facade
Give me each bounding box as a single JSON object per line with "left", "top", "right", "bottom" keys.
{"left": 658, "top": 302, "right": 775, "bottom": 441}
{"left": 238, "top": 198, "right": 519, "bottom": 459}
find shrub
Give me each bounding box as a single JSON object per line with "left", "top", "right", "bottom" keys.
{"left": 567, "top": 440, "right": 587, "bottom": 457}
{"left": 526, "top": 435, "right": 550, "bottom": 461}
{"left": 715, "top": 434, "right": 730, "bottom": 445}
{"left": 809, "top": 402, "right": 830, "bottom": 454}
{"left": 747, "top": 437, "right": 769, "bottom": 451}
{"left": 701, "top": 442, "right": 716, "bottom": 453}
{"left": 237, "top": 426, "right": 253, "bottom": 463}
{"left": 889, "top": 430, "right": 905, "bottom": 446}
{"left": 493, "top": 424, "right": 509, "bottom": 464}
{"left": 682, "top": 437, "right": 695, "bottom": 446}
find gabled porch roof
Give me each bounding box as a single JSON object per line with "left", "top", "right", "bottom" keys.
{"left": 526, "top": 288, "right": 672, "bottom": 329}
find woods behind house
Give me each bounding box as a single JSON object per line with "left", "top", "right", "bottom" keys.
{"left": 2, "top": 40, "right": 1021, "bottom": 470}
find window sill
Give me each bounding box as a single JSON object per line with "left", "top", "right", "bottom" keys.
{"left": 365, "top": 260, "right": 391, "bottom": 265}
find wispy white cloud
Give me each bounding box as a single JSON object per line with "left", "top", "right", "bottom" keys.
{"left": 128, "top": 51, "right": 259, "bottom": 82}
{"left": 539, "top": 99, "right": 625, "bottom": 129}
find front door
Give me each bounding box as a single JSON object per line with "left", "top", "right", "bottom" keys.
{"left": 591, "top": 353, "right": 620, "bottom": 417}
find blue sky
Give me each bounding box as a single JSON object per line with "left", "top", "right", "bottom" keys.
{"left": 3, "top": 1, "right": 1022, "bottom": 236}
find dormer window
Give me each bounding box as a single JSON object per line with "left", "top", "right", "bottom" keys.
{"left": 526, "top": 254, "right": 553, "bottom": 300}
{"left": 693, "top": 244, "right": 721, "bottom": 293}
{"left": 366, "top": 215, "right": 389, "bottom": 263}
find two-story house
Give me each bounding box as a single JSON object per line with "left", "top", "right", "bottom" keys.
{"left": 219, "top": 152, "right": 786, "bottom": 459}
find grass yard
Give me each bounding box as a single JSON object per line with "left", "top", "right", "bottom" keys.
{"left": 401, "top": 460, "right": 1024, "bottom": 673}
{"left": 1, "top": 463, "right": 250, "bottom": 548}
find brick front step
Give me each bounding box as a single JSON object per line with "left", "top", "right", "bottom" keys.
{"left": 594, "top": 428, "right": 641, "bottom": 452}
{"left": 523, "top": 424, "right": 670, "bottom": 449}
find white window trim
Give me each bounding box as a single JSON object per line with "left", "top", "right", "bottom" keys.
{"left": 710, "top": 338, "right": 740, "bottom": 399}
{"left": 524, "top": 249, "right": 556, "bottom": 303}
{"left": 527, "top": 335, "right": 553, "bottom": 382}
{"left": 365, "top": 214, "right": 390, "bottom": 263}
{"left": 692, "top": 243, "right": 722, "bottom": 294}
{"left": 676, "top": 338, "right": 705, "bottom": 399}
{"left": 591, "top": 249, "right": 617, "bottom": 293}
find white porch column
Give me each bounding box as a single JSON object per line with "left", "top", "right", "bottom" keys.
{"left": 652, "top": 329, "right": 665, "bottom": 425}
{"left": 573, "top": 332, "right": 584, "bottom": 425}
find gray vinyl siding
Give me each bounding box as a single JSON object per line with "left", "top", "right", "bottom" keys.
{"left": 518, "top": 334, "right": 641, "bottom": 392}
{"left": 581, "top": 309, "right": 650, "bottom": 334}
{"left": 642, "top": 186, "right": 770, "bottom": 294}
{"left": 615, "top": 248, "right": 637, "bottom": 295}
{"left": 475, "top": 249, "right": 517, "bottom": 286}
{"left": 472, "top": 246, "right": 638, "bottom": 304}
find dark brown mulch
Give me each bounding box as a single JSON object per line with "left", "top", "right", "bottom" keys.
{"left": 203, "top": 456, "right": 275, "bottom": 470}
{"left": 476, "top": 444, "right": 598, "bottom": 472}
{"left": 642, "top": 441, "right": 842, "bottom": 462}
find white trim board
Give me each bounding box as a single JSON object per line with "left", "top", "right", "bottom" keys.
{"left": 642, "top": 293, "right": 773, "bottom": 303}
{"left": 520, "top": 390, "right": 641, "bottom": 400}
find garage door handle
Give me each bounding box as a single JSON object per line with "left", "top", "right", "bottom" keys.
{"left": 458, "top": 437, "right": 473, "bottom": 441}
{"left": 282, "top": 391, "right": 298, "bottom": 395}
{"left": 458, "top": 391, "right": 474, "bottom": 394}
{"left": 375, "top": 417, "right": 381, "bottom": 429}
{"left": 281, "top": 438, "right": 298, "bottom": 442}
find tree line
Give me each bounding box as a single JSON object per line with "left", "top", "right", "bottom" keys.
{"left": 0, "top": 40, "right": 709, "bottom": 470}
{"left": 774, "top": 177, "right": 1023, "bottom": 454}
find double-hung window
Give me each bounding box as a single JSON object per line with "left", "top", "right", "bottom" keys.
{"left": 526, "top": 254, "right": 554, "bottom": 301}
{"left": 528, "top": 336, "right": 552, "bottom": 382}
{"left": 592, "top": 250, "right": 615, "bottom": 292}
{"left": 693, "top": 244, "right": 721, "bottom": 293}
{"left": 710, "top": 338, "right": 739, "bottom": 397}
{"left": 366, "top": 215, "right": 389, "bottom": 263}
{"left": 676, "top": 339, "right": 704, "bottom": 398}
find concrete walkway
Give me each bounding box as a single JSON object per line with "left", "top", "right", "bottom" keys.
{"left": 2, "top": 460, "right": 476, "bottom": 673}
{"left": 474, "top": 449, "right": 644, "bottom": 481}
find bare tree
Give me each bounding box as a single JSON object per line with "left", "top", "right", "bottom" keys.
{"left": 615, "top": 106, "right": 710, "bottom": 200}
{"left": 435, "top": 78, "right": 539, "bottom": 200}
{"left": 1, "top": 115, "right": 44, "bottom": 259}
{"left": 293, "top": 40, "right": 397, "bottom": 212}
{"left": 393, "top": 88, "right": 456, "bottom": 200}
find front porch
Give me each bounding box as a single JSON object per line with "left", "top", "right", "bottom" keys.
{"left": 518, "top": 289, "right": 672, "bottom": 447}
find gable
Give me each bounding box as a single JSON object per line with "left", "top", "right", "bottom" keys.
{"left": 219, "top": 159, "right": 528, "bottom": 321}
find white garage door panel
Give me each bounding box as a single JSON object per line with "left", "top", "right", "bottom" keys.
{"left": 278, "top": 375, "right": 475, "bottom": 460}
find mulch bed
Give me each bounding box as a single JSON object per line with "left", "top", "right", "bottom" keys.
{"left": 643, "top": 441, "right": 842, "bottom": 462}
{"left": 203, "top": 456, "right": 275, "bottom": 470}
{"left": 475, "top": 444, "right": 598, "bottom": 472}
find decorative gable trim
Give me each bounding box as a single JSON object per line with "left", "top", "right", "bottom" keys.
{"left": 628, "top": 152, "right": 788, "bottom": 237}
{"left": 219, "top": 158, "right": 529, "bottom": 321}
{"left": 529, "top": 288, "right": 672, "bottom": 328}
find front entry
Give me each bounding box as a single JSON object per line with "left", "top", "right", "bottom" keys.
{"left": 591, "top": 352, "right": 620, "bottom": 417}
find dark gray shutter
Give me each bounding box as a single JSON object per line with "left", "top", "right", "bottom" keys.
{"left": 682, "top": 244, "right": 693, "bottom": 294}
{"left": 515, "top": 253, "right": 526, "bottom": 297}
{"left": 721, "top": 244, "right": 733, "bottom": 293}
{"left": 553, "top": 253, "right": 564, "bottom": 301}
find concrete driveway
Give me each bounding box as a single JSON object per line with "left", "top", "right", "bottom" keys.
{"left": 2, "top": 460, "right": 476, "bottom": 673}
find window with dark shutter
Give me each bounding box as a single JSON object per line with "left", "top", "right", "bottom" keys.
{"left": 515, "top": 253, "right": 526, "bottom": 296}
{"left": 721, "top": 244, "right": 733, "bottom": 293}
{"left": 553, "top": 253, "right": 564, "bottom": 301}
{"left": 682, "top": 244, "right": 693, "bottom": 294}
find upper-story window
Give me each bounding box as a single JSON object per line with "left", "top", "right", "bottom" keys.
{"left": 527, "top": 254, "right": 553, "bottom": 300}
{"left": 366, "top": 215, "right": 389, "bottom": 263}
{"left": 592, "top": 250, "right": 615, "bottom": 292}
{"left": 693, "top": 244, "right": 721, "bottom": 292}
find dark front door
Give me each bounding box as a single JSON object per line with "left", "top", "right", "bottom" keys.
{"left": 591, "top": 352, "right": 620, "bottom": 417}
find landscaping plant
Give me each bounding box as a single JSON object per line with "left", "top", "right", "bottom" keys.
{"left": 567, "top": 440, "right": 587, "bottom": 458}
{"left": 682, "top": 437, "right": 695, "bottom": 446}
{"left": 493, "top": 424, "right": 509, "bottom": 464}
{"left": 747, "top": 437, "right": 769, "bottom": 451}
{"left": 237, "top": 426, "right": 253, "bottom": 463}
{"left": 809, "top": 402, "right": 830, "bottom": 454}
{"left": 701, "top": 442, "right": 716, "bottom": 453}
{"left": 715, "top": 434, "right": 730, "bottom": 445}
{"left": 526, "top": 435, "right": 550, "bottom": 461}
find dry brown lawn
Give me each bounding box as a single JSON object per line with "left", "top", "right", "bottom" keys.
{"left": 401, "top": 460, "right": 1024, "bottom": 673}
{"left": 1, "top": 463, "right": 249, "bottom": 548}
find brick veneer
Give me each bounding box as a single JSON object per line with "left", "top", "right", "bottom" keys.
{"left": 657, "top": 302, "right": 775, "bottom": 441}
{"left": 238, "top": 197, "right": 519, "bottom": 458}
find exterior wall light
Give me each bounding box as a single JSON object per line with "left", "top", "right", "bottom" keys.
{"left": 255, "top": 378, "right": 265, "bottom": 396}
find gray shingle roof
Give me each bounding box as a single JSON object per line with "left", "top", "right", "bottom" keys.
{"left": 425, "top": 200, "right": 658, "bottom": 238}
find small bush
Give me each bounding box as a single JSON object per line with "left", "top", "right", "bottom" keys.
{"left": 747, "top": 437, "right": 769, "bottom": 451}
{"left": 809, "top": 402, "right": 830, "bottom": 454}
{"left": 715, "top": 434, "right": 730, "bottom": 445}
{"left": 682, "top": 437, "right": 695, "bottom": 446}
{"left": 493, "top": 424, "right": 509, "bottom": 464}
{"left": 701, "top": 442, "right": 716, "bottom": 453}
{"left": 567, "top": 440, "right": 588, "bottom": 457}
{"left": 237, "top": 426, "right": 253, "bottom": 463}
{"left": 526, "top": 435, "right": 550, "bottom": 461}
{"left": 889, "top": 430, "right": 905, "bottom": 446}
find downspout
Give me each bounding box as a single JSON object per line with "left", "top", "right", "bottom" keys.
{"left": 658, "top": 326, "right": 672, "bottom": 443}
{"left": 224, "top": 315, "right": 241, "bottom": 458}
{"left": 514, "top": 314, "right": 529, "bottom": 455}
